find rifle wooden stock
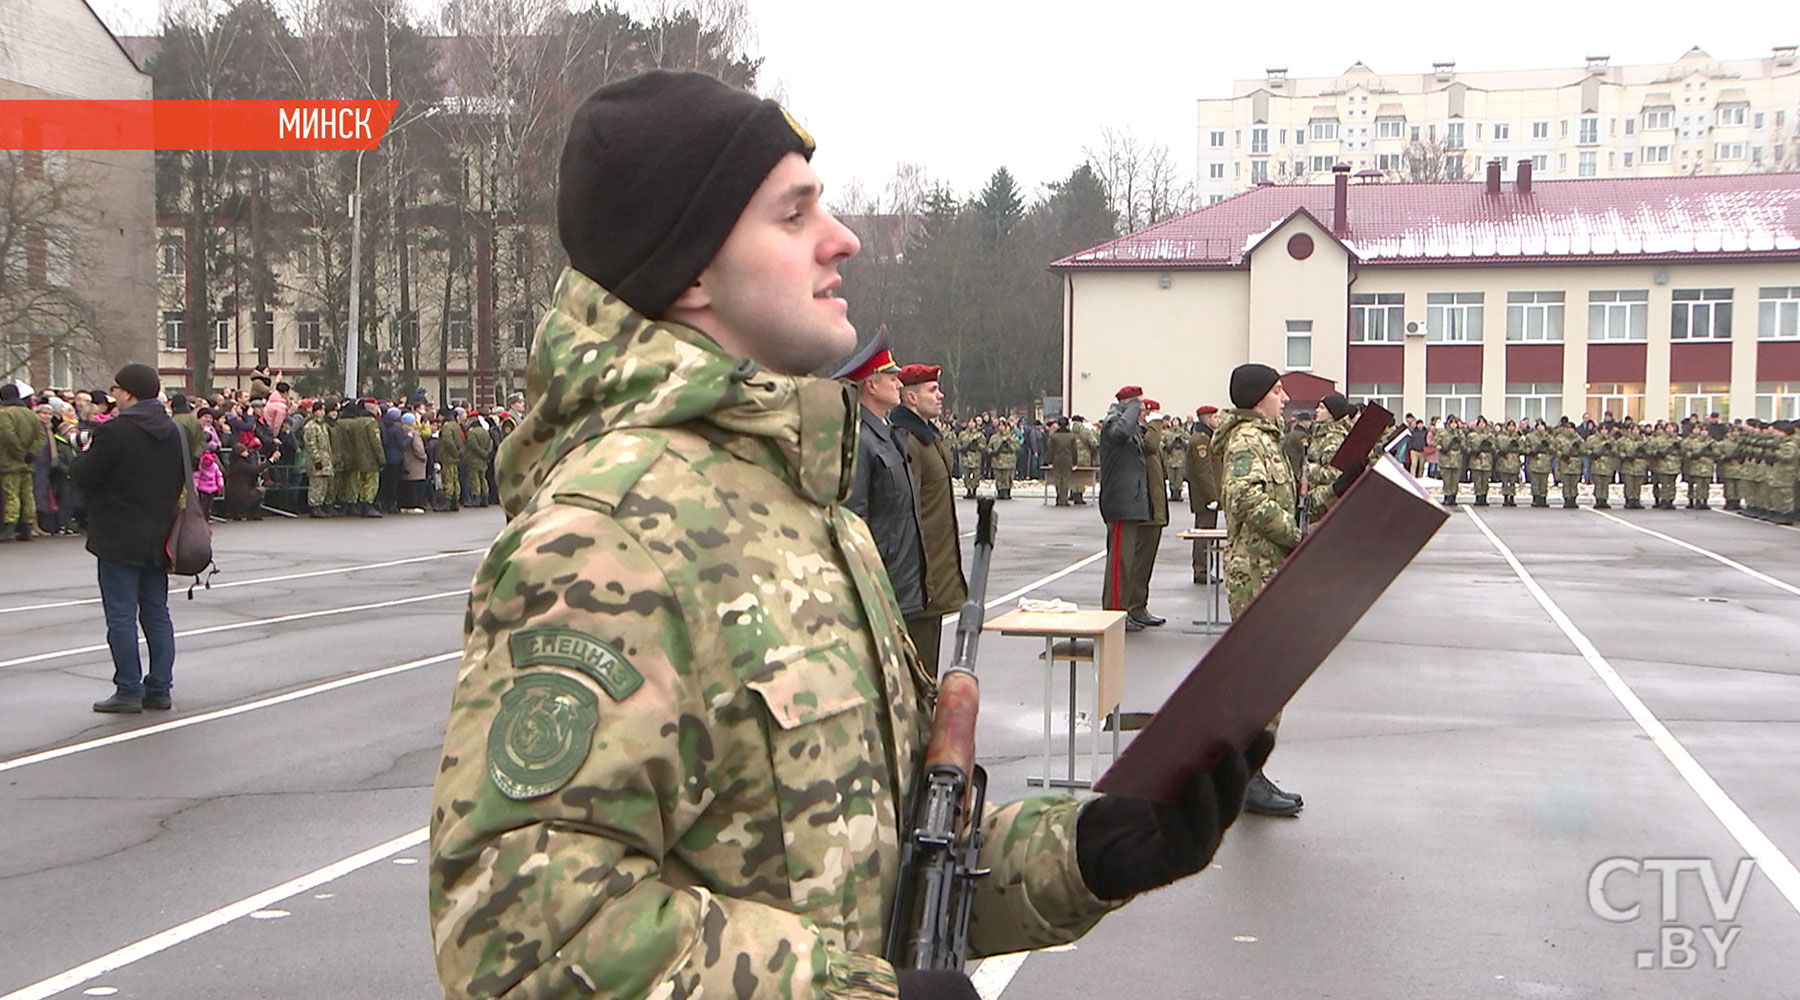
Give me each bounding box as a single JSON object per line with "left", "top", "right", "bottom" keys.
{"left": 922, "top": 670, "right": 978, "bottom": 778}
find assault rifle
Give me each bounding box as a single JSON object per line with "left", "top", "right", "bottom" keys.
{"left": 885, "top": 497, "right": 996, "bottom": 971}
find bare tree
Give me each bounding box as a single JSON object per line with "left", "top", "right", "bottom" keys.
{"left": 0, "top": 149, "right": 98, "bottom": 384}
{"left": 1084, "top": 127, "right": 1193, "bottom": 233}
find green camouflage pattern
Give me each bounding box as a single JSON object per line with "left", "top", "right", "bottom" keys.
{"left": 1303, "top": 414, "right": 1351, "bottom": 514}
{"left": 429, "top": 267, "right": 1115, "bottom": 1000}
{"left": 1213, "top": 408, "right": 1299, "bottom": 618}
{"left": 302, "top": 413, "right": 335, "bottom": 477}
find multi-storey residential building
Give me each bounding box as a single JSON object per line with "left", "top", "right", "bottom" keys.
{"left": 1, "top": 0, "right": 156, "bottom": 391}
{"left": 1052, "top": 164, "right": 1800, "bottom": 424}
{"left": 1197, "top": 47, "right": 1800, "bottom": 203}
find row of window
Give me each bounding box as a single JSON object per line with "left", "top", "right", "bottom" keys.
{"left": 1398, "top": 382, "right": 1800, "bottom": 423}
{"left": 159, "top": 311, "right": 538, "bottom": 353}
{"left": 1213, "top": 143, "right": 1768, "bottom": 186}
{"left": 1211, "top": 108, "right": 1785, "bottom": 152}
{"left": 1341, "top": 287, "right": 1800, "bottom": 345}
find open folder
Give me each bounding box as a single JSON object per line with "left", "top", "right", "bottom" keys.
{"left": 1092, "top": 451, "right": 1448, "bottom": 803}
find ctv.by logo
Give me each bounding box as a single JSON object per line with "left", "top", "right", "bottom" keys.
{"left": 1588, "top": 857, "right": 1756, "bottom": 970}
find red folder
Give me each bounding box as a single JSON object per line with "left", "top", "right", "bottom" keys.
{"left": 1092, "top": 454, "right": 1447, "bottom": 803}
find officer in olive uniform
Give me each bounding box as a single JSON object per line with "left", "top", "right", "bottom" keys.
{"left": 1436, "top": 414, "right": 1465, "bottom": 507}
{"left": 1186, "top": 405, "right": 1221, "bottom": 583}
{"left": 1047, "top": 416, "right": 1078, "bottom": 506}
{"left": 986, "top": 418, "right": 1019, "bottom": 499}
{"left": 1162, "top": 418, "right": 1187, "bottom": 501}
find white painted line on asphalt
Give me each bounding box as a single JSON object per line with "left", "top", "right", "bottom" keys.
{"left": 0, "top": 590, "right": 467, "bottom": 670}
{"left": 941, "top": 549, "right": 1108, "bottom": 624}
{"left": 0, "top": 548, "right": 483, "bottom": 615}
{"left": 0, "top": 827, "right": 428, "bottom": 1000}
{"left": 0, "top": 651, "right": 460, "bottom": 774}
{"left": 1466, "top": 509, "right": 1800, "bottom": 918}
{"left": 1588, "top": 509, "right": 1800, "bottom": 599}
{"left": 970, "top": 951, "right": 1030, "bottom": 999}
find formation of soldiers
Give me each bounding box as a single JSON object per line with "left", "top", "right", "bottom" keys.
{"left": 950, "top": 416, "right": 1035, "bottom": 500}
{"left": 297, "top": 397, "right": 507, "bottom": 517}
{"left": 1431, "top": 415, "right": 1799, "bottom": 523}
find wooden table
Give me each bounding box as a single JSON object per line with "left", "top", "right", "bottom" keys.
{"left": 981, "top": 607, "right": 1126, "bottom": 789}
{"left": 1177, "top": 527, "right": 1230, "bottom": 633}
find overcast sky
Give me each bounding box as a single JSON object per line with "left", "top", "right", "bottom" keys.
{"left": 96, "top": 0, "right": 1788, "bottom": 203}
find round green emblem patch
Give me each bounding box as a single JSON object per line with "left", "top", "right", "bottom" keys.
{"left": 486, "top": 673, "right": 599, "bottom": 800}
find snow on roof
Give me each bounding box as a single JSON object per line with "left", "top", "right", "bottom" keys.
{"left": 1052, "top": 174, "right": 1800, "bottom": 271}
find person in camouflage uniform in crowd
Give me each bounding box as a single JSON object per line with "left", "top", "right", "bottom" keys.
{"left": 1493, "top": 419, "right": 1523, "bottom": 506}
{"left": 1618, "top": 421, "right": 1650, "bottom": 509}
{"left": 1303, "top": 393, "right": 1354, "bottom": 517}
{"left": 0, "top": 382, "right": 47, "bottom": 539}
{"left": 463, "top": 412, "right": 493, "bottom": 507}
{"left": 1585, "top": 424, "right": 1618, "bottom": 509}
{"left": 1435, "top": 414, "right": 1465, "bottom": 507}
{"left": 985, "top": 416, "right": 1018, "bottom": 499}
{"left": 1551, "top": 418, "right": 1584, "bottom": 508}
{"left": 1718, "top": 423, "right": 1745, "bottom": 511}
{"left": 1680, "top": 422, "right": 1717, "bottom": 509}
{"left": 301, "top": 401, "right": 335, "bottom": 517}
{"left": 1771, "top": 421, "right": 1800, "bottom": 524}
{"left": 1744, "top": 423, "right": 1770, "bottom": 517}
{"left": 955, "top": 418, "right": 984, "bottom": 499}
{"left": 1161, "top": 416, "right": 1187, "bottom": 501}
{"left": 1648, "top": 422, "right": 1682, "bottom": 509}
{"left": 1521, "top": 419, "right": 1552, "bottom": 507}
{"left": 435, "top": 409, "right": 463, "bottom": 511}
{"left": 1071, "top": 415, "right": 1098, "bottom": 504}
{"left": 430, "top": 71, "right": 1260, "bottom": 1000}
{"left": 1463, "top": 416, "right": 1494, "bottom": 507}
{"left": 1047, "top": 416, "right": 1077, "bottom": 506}
{"left": 336, "top": 399, "right": 383, "bottom": 517}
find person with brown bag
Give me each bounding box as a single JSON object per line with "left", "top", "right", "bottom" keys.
{"left": 70, "top": 364, "right": 187, "bottom": 713}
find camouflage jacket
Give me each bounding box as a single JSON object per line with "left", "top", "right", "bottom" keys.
{"left": 429, "top": 269, "right": 1114, "bottom": 1000}
{"left": 1303, "top": 414, "right": 1352, "bottom": 514}
{"left": 1552, "top": 427, "right": 1584, "bottom": 475}
{"left": 1584, "top": 432, "right": 1618, "bottom": 477}
{"left": 301, "top": 415, "right": 334, "bottom": 476}
{"left": 1436, "top": 425, "right": 1465, "bottom": 466}
{"left": 0, "top": 403, "right": 46, "bottom": 473}
{"left": 1073, "top": 424, "right": 1098, "bottom": 465}
{"left": 1680, "top": 433, "right": 1717, "bottom": 478}
{"left": 1213, "top": 408, "right": 1300, "bottom": 616}
{"left": 1649, "top": 432, "right": 1683, "bottom": 474}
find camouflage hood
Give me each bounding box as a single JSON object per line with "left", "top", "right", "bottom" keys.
{"left": 497, "top": 267, "right": 858, "bottom": 515}
{"left": 1210, "top": 407, "right": 1283, "bottom": 462}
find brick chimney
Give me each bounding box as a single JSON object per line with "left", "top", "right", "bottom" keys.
{"left": 1332, "top": 162, "right": 1351, "bottom": 237}
{"left": 1486, "top": 159, "right": 1503, "bottom": 195}
{"left": 1515, "top": 157, "right": 1533, "bottom": 196}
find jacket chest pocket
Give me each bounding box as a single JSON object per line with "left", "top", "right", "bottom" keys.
{"left": 871, "top": 448, "right": 911, "bottom": 516}
{"left": 744, "top": 642, "right": 893, "bottom": 914}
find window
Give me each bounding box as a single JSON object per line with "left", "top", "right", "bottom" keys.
{"left": 1426, "top": 383, "right": 1482, "bottom": 420}
{"left": 159, "top": 240, "right": 184, "bottom": 278}
{"left": 294, "top": 240, "right": 318, "bottom": 277}
{"left": 1251, "top": 127, "right": 1268, "bottom": 154}
{"left": 1532, "top": 154, "right": 1549, "bottom": 171}
{"left": 1586, "top": 383, "right": 1646, "bottom": 421}
{"left": 1624, "top": 151, "right": 1635, "bottom": 169}
{"left": 1310, "top": 155, "right": 1335, "bottom": 172}
{"left": 1504, "top": 383, "right": 1563, "bottom": 422}
{"left": 49, "top": 344, "right": 71, "bottom": 390}
{"left": 1669, "top": 382, "right": 1730, "bottom": 420}
{"left": 1351, "top": 292, "right": 1405, "bottom": 343}
{"left": 1716, "top": 105, "right": 1747, "bottom": 127}
{"left": 1445, "top": 121, "right": 1465, "bottom": 148}
{"left": 1588, "top": 290, "right": 1648, "bottom": 341}
{"left": 1671, "top": 289, "right": 1732, "bottom": 340}
{"left": 1294, "top": 129, "right": 1305, "bottom": 146}
{"left": 1376, "top": 153, "right": 1402, "bottom": 171}
{"left": 252, "top": 311, "right": 274, "bottom": 350}
{"left": 1754, "top": 111, "right": 1765, "bottom": 129}
{"left": 161, "top": 311, "right": 186, "bottom": 350}
{"left": 1286, "top": 320, "right": 1312, "bottom": 370}
{"left": 1578, "top": 116, "right": 1599, "bottom": 144}
{"left": 1348, "top": 382, "right": 1403, "bottom": 417}
{"left": 1376, "top": 117, "right": 1405, "bottom": 139}
{"left": 1758, "top": 286, "right": 1800, "bottom": 339}
{"left": 45, "top": 230, "right": 71, "bottom": 287}
{"left": 1410, "top": 125, "right": 1421, "bottom": 142}
{"left": 214, "top": 318, "right": 231, "bottom": 350}
{"left": 1506, "top": 291, "right": 1565, "bottom": 342}
{"left": 448, "top": 311, "right": 471, "bottom": 351}
{"left": 1624, "top": 118, "right": 1635, "bottom": 135}
{"left": 1643, "top": 145, "right": 1672, "bottom": 163}
{"left": 296, "top": 312, "right": 321, "bottom": 352}
{"left": 1291, "top": 159, "right": 1306, "bottom": 177}
{"left": 1493, "top": 122, "right": 1511, "bottom": 141}
{"left": 1579, "top": 151, "right": 1597, "bottom": 177}
{"left": 1558, "top": 153, "right": 1568, "bottom": 172}
{"left": 1715, "top": 142, "right": 1746, "bottom": 160}
{"left": 1209, "top": 130, "right": 1226, "bottom": 148}
{"left": 1250, "top": 160, "right": 1268, "bottom": 183}
{"left": 1643, "top": 108, "right": 1672, "bottom": 130}
{"left": 1278, "top": 128, "right": 1287, "bottom": 145}
{"left": 1209, "top": 162, "right": 1225, "bottom": 179}
{"left": 1756, "top": 381, "right": 1800, "bottom": 421}
{"left": 1445, "top": 155, "right": 1465, "bottom": 180}
{"left": 1427, "top": 292, "right": 1484, "bottom": 342}
{"left": 1529, "top": 120, "right": 1550, "bottom": 139}
{"left": 511, "top": 311, "right": 534, "bottom": 351}
{"left": 1310, "top": 121, "right": 1338, "bottom": 141}
{"left": 1560, "top": 120, "right": 1569, "bottom": 138}
{"left": 400, "top": 313, "right": 419, "bottom": 350}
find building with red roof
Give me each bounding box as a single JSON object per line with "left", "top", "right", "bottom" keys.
{"left": 1050, "top": 162, "right": 1800, "bottom": 423}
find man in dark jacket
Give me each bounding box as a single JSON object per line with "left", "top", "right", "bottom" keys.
{"left": 840, "top": 332, "right": 927, "bottom": 627}
{"left": 1099, "top": 385, "right": 1160, "bottom": 631}
{"left": 70, "top": 364, "right": 186, "bottom": 713}
{"left": 890, "top": 362, "right": 969, "bottom": 673}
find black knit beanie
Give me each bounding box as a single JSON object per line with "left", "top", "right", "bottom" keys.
{"left": 114, "top": 363, "right": 160, "bottom": 402}
{"left": 1229, "top": 363, "right": 1281, "bottom": 409}
{"left": 1321, "top": 392, "right": 1353, "bottom": 420}
{"left": 556, "top": 70, "right": 816, "bottom": 319}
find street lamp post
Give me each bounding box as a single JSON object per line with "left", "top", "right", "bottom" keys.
{"left": 342, "top": 150, "right": 366, "bottom": 400}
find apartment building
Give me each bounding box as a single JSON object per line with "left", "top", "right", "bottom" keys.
{"left": 1197, "top": 47, "right": 1800, "bottom": 203}
{"left": 1051, "top": 165, "right": 1800, "bottom": 424}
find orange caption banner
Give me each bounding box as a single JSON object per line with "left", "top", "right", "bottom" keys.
{"left": 0, "top": 100, "right": 400, "bottom": 150}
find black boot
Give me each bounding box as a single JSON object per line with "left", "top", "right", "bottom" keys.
{"left": 1473, "top": 496, "right": 1488, "bottom": 506}
{"left": 1563, "top": 498, "right": 1577, "bottom": 509}
{"left": 16, "top": 521, "right": 32, "bottom": 541}
{"left": 1724, "top": 499, "right": 1740, "bottom": 511}
{"left": 361, "top": 502, "right": 383, "bottom": 518}
{"left": 1244, "top": 771, "right": 1302, "bottom": 817}
{"left": 1532, "top": 497, "right": 1548, "bottom": 508}
{"left": 1503, "top": 496, "right": 1516, "bottom": 507}
{"left": 1594, "top": 499, "right": 1610, "bottom": 509}
{"left": 998, "top": 489, "right": 1011, "bottom": 500}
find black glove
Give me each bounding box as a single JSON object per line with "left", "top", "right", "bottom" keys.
{"left": 1331, "top": 458, "right": 1368, "bottom": 497}
{"left": 1075, "top": 731, "right": 1273, "bottom": 900}
{"left": 896, "top": 969, "right": 980, "bottom": 1000}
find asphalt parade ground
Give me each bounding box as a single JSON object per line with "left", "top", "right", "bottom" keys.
{"left": 3, "top": 492, "right": 1798, "bottom": 999}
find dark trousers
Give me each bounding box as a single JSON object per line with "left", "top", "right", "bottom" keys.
{"left": 1104, "top": 520, "right": 1161, "bottom": 616}
{"left": 378, "top": 463, "right": 403, "bottom": 510}
{"left": 1190, "top": 507, "right": 1218, "bottom": 578}
{"left": 905, "top": 613, "right": 944, "bottom": 677}
{"left": 97, "top": 557, "right": 175, "bottom": 700}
